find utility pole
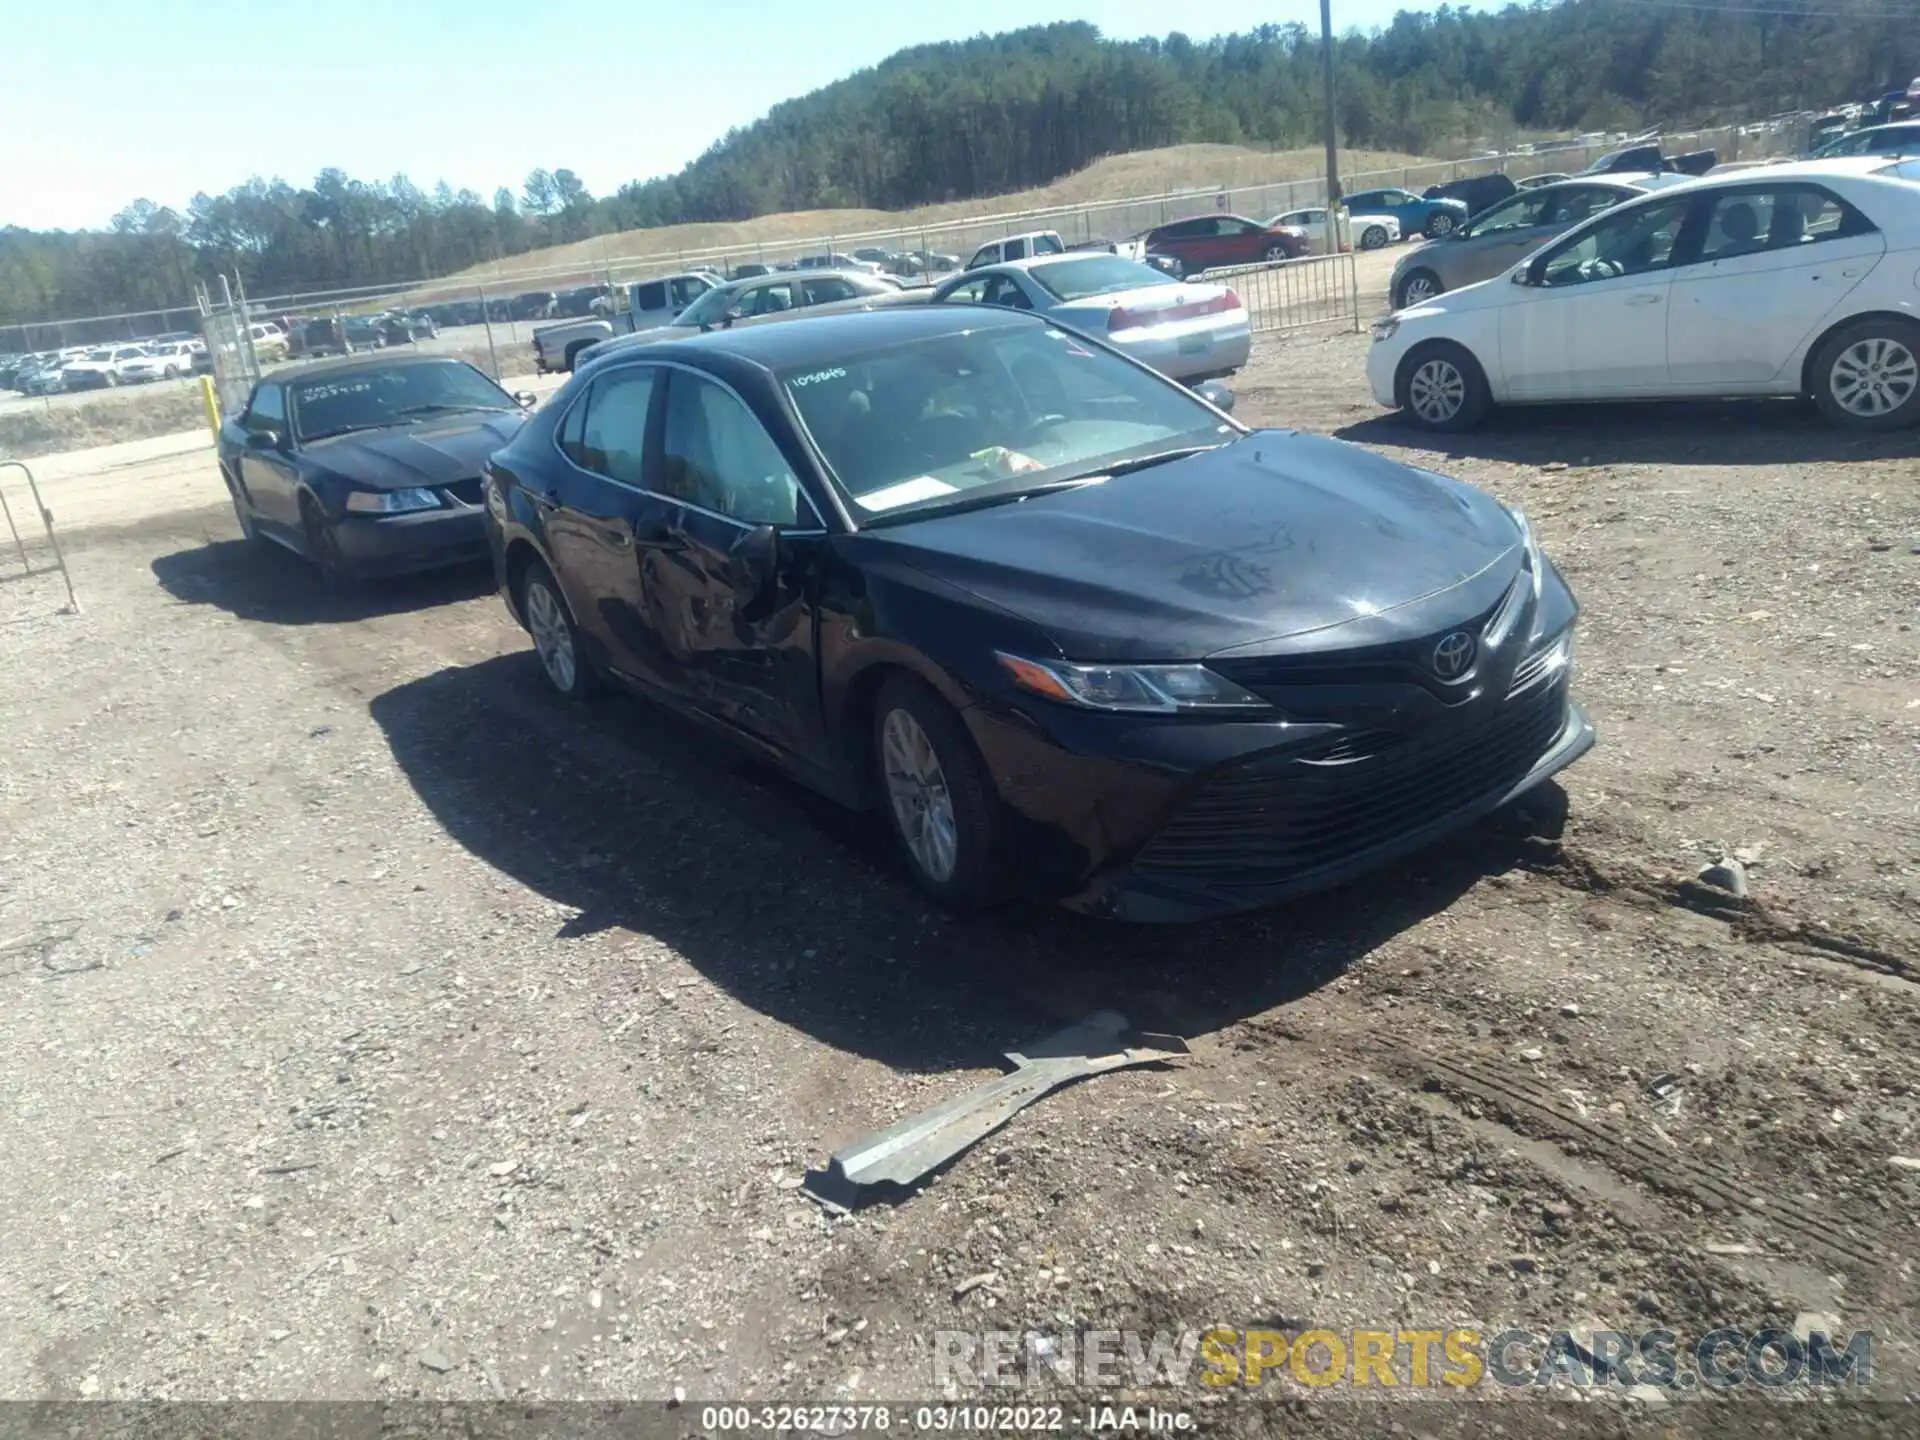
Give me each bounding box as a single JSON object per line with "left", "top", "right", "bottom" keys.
{"left": 1320, "top": 0, "right": 1342, "bottom": 257}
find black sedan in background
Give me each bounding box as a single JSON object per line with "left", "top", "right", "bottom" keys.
{"left": 484, "top": 307, "right": 1592, "bottom": 921}
{"left": 219, "top": 355, "right": 532, "bottom": 588}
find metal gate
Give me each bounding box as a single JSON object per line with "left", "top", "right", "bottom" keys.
{"left": 195, "top": 275, "right": 261, "bottom": 419}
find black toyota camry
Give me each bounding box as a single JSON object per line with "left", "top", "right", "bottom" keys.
{"left": 484, "top": 306, "right": 1592, "bottom": 922}
{"left": 217, "top": 354, "right": 533, "bottom": 587}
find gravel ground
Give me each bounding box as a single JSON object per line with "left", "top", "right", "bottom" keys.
{"left": 2, "top": 320, "right": 1916, "bottom": 1433}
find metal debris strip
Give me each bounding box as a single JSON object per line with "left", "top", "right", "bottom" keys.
{"left": 0, "top": 461, "right": 80, "bottom": 613}
{"left": 802, "top": 1010, "right": 1189, "bottom": 1213}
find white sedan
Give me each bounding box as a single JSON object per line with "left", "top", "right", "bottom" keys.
{"left": 929, "top": 253, "right": 1250, "bottom": 382}
{"left": 1270, "top": 207, "right": 1402, "bottom": 252}
{"left": 1366, "top": 157, "right": 1920, "bottom": 431}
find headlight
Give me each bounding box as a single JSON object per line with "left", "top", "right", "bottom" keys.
{"left": 345, "top": 487, "right": 441, "bottom": 514}
{"left": 995, "top": 652, "right": 1268, "bottom": 714}
{"left": 1503, "top": 504, "right": 1544, "bottom": 600}
{"left": 1370, "top": 316, "right": 1400, "bottom": 341}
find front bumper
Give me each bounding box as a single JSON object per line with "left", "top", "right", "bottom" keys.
{"left": 1365, "top": 334, "right": 1405, "bottom": 408}
{"left": 329, "top": 505, "right": 489, "bottom": 579}
{"left": 964, "top": 673, "right": 1592, "bottom": 924}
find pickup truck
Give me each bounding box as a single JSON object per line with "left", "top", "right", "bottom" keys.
{"left": 533, "top": 272, "right": 719, "bottom": 373}
{"left": 964, "top": 230, "right": 1066, "bottom": 270}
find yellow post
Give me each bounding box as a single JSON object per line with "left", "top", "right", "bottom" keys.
{"left": 199, "top": 376, "right": 222, "bottom": 444}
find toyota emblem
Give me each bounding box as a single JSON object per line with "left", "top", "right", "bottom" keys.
{"left": 1432, "top": 630, "right": 1476, "bottom": 682}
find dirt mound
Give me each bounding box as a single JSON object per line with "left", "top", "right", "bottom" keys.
{"left": 0, "top": 389, "right": 207, "bottom": 464}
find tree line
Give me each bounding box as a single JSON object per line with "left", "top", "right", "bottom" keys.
{"left": 3, "top": 3, "right": 1915, "bottom": 331}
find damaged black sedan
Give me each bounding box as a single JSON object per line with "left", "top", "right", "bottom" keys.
{"left": 484, "top": 306, "right": 1591, "bottom": 921}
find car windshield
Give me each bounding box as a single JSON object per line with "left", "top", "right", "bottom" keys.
{"left": 1026, "top": 256, "right": 1175, "bottom": 301}
{"left": 289, "top": 361, "right": 513, "bottom": 441}
{"left": 780, "top": 323, "right": 1235, "bottom": 523}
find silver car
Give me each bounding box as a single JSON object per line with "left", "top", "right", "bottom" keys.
{"left": 929, "top": 253, "right": 1250, "bottom": 382}
{"left": 1389, "top": 174, "right": 1689, "bottom": 310}
{"left": 577, "top": 270, "right": 918, "bottom": 366}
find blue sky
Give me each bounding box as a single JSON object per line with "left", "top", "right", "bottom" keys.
{"left": 1, "top": 0, "right": 1425, "bottom": 231}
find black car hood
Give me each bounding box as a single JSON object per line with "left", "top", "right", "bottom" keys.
{"left": 877, "top": 431, "right": 1523, "bottom": 660}
{"left": 304, "top": 411, "right": 523, "bottom": 489}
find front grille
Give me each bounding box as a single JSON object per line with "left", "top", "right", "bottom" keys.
{"left": 1132, "top": 680, "right": 1568, "bottom": 887}
{"left": 1209, "top": 576, "right": 1523, "bottom": 703}
{"left": 441, "top": 478, "right": 484, "bottom": 506}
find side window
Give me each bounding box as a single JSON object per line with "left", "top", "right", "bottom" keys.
{"left": 746, "top": 281, "right": 796, "bottom": 315}
{"left": 1465, "top": 192, "right": 1554, "bottom": 236}
{"left": 1004, "top": 238, "right": 1028, "bottom": 261}
{"left": 660, "top": 373, "right": 803, "bottom": 527}
{"left": 633, "top": 281, "right": 667, "bottom": 312}
{"left": 557, "top": 380, "right": 593, "bottom": 465}
{"left": 939, "top": 277, "right": 990, "bottom": 304}
{"left": 1548, "top": 187, "right": 1623, "bottom": 226}
{"left": 982, "top": 276, "right": 1032, "bottom": 310}
{"left": 573, "top": 368, "right": 657, "bottom": 485}
{"left": 800, "top": 277, "right": 857, "bottom": 305}
{"left": 246, "top": 383, "right": 285, "bottom": 432}
{"left": 967, "top": 246, "right": 995, "bottom": 269}
{"left": 1034, "top": 234, "right": 1064, "bottom": 255}
{"left": 670, "top": 276, "right": 707, "bottom": 308}
{"left": 1701, "top": 185, "right": 1873, "bottom": 257}
{"left": 1538, "top": 196, "right": 1691, "bottom": 286}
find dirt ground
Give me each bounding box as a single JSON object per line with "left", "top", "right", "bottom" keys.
{"left": 1, "top": 318, "right": 1916, "bottom": 1433}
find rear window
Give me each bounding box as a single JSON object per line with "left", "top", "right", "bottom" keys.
{"left": 1026, "top": 255, "right": 1175, "bottom": 302}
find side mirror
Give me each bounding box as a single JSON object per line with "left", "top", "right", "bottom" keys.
{"left": 1194, "top": 379, "right": 1236, "bottom": 414}
{"left": 513, "top": 391, "right": 537, "bottom": 410}
{"left": 247, "top": 427, "right": 285, "bottom": 451}
{"left": 723, "top": 307, "right": 746, "bottom": 328}
{"left": 731, "top": 522, "right": 781, "bottom": 621}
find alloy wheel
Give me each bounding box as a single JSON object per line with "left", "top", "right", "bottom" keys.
{"left": 881, "top": 707, "right": 957, "bottom": 884}
{"left": 1408, "top": 357, "right": 1467, "bottom": 425}
{"left": 1829, "top": 336, "right": 1918, "bottom": 418}
{"left": 1400, "top": 274, "right": 1440, "bottom": 306}
{"left": 1427, "top": 213, "right": 1456, "bottom": 237}
{"left": 525, "top": 578, "right": 577, "bottom": 694}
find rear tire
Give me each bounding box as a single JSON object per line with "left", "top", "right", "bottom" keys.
{"left": 518, "top": 558, "right": 600, "bottom": 700}
{"left": 872, "top": 674, "right": 1004, "bottom": 910}
{"left": 1395, "top": 342, "right": 1492, "bottom": 433}
{"left": 1809, "top": 318, "right": 1920, "bottom": 431}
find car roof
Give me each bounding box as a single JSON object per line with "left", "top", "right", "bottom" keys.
{"left": 718, "top": 268, "right": 878, "bottom": 292}
{"left": 980, "top": 252, "right": 1157, "bottom": 275}
{"left": 619, "top": 302, "right": 1034, "bottom": 371}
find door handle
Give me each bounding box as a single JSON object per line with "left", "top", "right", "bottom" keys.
{"left": 1627, "top": 293, "right": 1663, "bottom": 305}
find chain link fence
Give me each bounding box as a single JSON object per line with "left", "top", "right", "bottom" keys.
{"left": 3, "top": 121, "right": 1808, "bottom": 377}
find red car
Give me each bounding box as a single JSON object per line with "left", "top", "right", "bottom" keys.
{"left": 1140, "top": 214, "right": 1307, "bottom": 277}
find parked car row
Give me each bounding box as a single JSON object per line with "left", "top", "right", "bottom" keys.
{"left": 1, "top": 334, "right": 209, "bottom": 395}
{"left": 1368, "top": 156, "right": 1920, "bottom": 433}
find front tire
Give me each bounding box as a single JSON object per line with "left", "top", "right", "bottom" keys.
{"left": 1396, "top": 342, "right": 1492, "bottom": 432}
{"left": 873, "top": 674, "right": 1004, "bottom": 909}
{"left": 519, "top": 559, "right": 599, "bottom": 700}
{"left": 299, "top": 493, "right": 352, "bottom": 592}
{"left": 1263, "top": 244, "right": 1292, "bottom": 263}
{"left": 1395, "top": 269, "right": 1443, "bottom": 309}
{"left": 225, "top": 471, "right": 264, "bottom": 546}
{"left": 1360, "top": 225, "right": 1390, "bottom": 250}
{"left": 1425, "top": 212, "right": 1457, "bottom": 238}
{"left": 1810, "top": 319, "right": 1920, "bottom": 431}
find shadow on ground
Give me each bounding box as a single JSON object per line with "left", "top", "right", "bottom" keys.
{"left": 370, "top": 652, "right": 1563, "bottom": 1073}
{"left": 1337, "top": 398, "right": 1917, "bottom": 468}
{"left": 151, "top": 540, "right": 494, "bottom": 625}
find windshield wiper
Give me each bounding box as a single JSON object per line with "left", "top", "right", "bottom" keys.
{"left": 869, "top": 475, "right": 1106, "bottom": 523}
{"left": 391, "top": 402, "right": 507, "bottom": 418}
{"left": 1087, "top": 443, "right": 1228, "bottom": 479}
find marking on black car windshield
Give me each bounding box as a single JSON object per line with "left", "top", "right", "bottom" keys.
{"left": 791, "top": 367, "right": 848, "bottom": 387}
